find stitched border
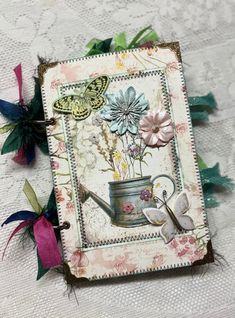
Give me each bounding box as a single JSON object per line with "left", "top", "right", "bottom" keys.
{"left": 60, "top": 69, "right": 183, "bottom": 248}
{"left": 178, "top": 63, "right": 210, "bottom": 241}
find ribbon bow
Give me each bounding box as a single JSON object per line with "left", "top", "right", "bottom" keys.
{"left": 0, "top": 63, "right": 48, "bottom": 165}
{"left": 2, "top": 180, "right": 61, "bottom": 279}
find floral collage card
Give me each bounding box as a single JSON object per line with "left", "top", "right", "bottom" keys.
{"left": 40, "top": 42, "right": 213, "bottom": 281}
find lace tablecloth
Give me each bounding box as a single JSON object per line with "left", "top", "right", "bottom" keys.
{"left": 0, "top": 1, "right": 235, "bottom": 317}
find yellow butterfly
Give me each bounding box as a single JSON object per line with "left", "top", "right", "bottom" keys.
{"left": 53, "top": 76, "right": 109, "bottom": 120}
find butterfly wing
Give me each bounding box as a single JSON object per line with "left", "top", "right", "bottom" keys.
{"left": 174, "top": 192, "right": 190, "bottom": 215}
{"left": 84, "top": 76, "right": 109, "bottom": 112}
{"left": 177, "top": 215, "right": 195, "bottom": 231}
{"left": 85, "top": 76, "right": 109, "bottom": 96}
{"left": 143, "top": 208, "right": 166, "bottom": 225}
{"left": 89, "top": 95, "right": 106, "bottom": 111}
{"left": 174, "top": 191, "right": 195, "bottom": 230}
{"left": 143, "top": 207, "right": 176, "bottom": 243}
{"left": 161, "top": 220, "right": 176, "bottom": 243}
{"left": 53, "top": 95, "right": 76, "bottom": 113}
{"left": 71, "top": 97, "right": 91, "bottom": 120}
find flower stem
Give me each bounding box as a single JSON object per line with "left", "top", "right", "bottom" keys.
{"left": 139, "top": 139, "right": 143, "bottom": 177}
{"left": 126, "top": 134, "right": 135, "bottom": 178}
{"left": 121, "top": 135, "right": 131, "bottom": 179}
{"left": 139, "top": 143, "right": 147, "bottom": 177}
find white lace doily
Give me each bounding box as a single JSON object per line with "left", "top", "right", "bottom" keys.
{"left": 0, "top": 1, "right": 235, "bottom": 317}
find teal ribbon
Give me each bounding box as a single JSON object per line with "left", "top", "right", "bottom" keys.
{"left": 188, "top": 92, "right": 217, "bottom": 122}
{"left": 200, "top": 164, "right": 234, "bottom": 208}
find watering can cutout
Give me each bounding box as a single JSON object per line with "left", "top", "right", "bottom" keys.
{"left": 80, "top": 175, "right": 176, "bottom": 228}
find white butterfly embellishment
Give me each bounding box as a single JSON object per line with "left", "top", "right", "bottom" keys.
{"left": 143, "top": 191, "right": 195, "bottom": 243}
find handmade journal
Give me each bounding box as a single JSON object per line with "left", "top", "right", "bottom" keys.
{"left": 40, "top": 42, "right": 213, "bottom": 281}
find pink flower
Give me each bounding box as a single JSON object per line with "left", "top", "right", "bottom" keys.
{"left": 139, "top": 110, "right": 174, "bottom": 147}
{"left": 166, "top": 62, "right": 178, "bottom": 73}
{"left": 66, "top": 201, "right": 75, "bottom": 213}
{"left": 176, "top": 123, "right": 187, "bottom": 135}
{"left": 50, "top": 79, "right": 61, "bottom": 89}
{"left": 58, "top": 141, "right": 66, "bottom": 152}
{"left": 188, "top": 236, "right": 196, "bottom": 245}
{"left": 113, "top": 253, "right": 137, "bottom": 273}
{"left": 153, "top": 254, "right": 164, "bottom": 267}
{"left": 189, "top": 249, "right": 205, "bottom": 263}
{"left": 70, "top": 250, "right": 89, "bottom": 268}
{"left": 170, "top": 239, "right": 178, "bottom": 249}
{"left": 51, "top": 160, "right": 59, "bottom": 170}
{"left": 56, "top": 189, "right": 64, "bottom": 203}
{"left": 122, "top": 201, "right": 135, "bottom": 213}
{"left": 179, "top": 236, "right": 188, "bottom": 244}
{"left": 177, "top": 248, "right": 188, "bottom": 257}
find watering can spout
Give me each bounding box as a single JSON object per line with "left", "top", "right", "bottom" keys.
{"left": 80, "top": 184, "right": 115, "bottom": 219}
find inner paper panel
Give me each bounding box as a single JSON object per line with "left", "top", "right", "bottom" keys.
{"left": 61, "top": 70, "right": 181, "bottom": 247}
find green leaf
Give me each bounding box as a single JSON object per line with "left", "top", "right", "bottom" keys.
{"left": 53, "top": 134, "right": 64, "bottom": 141}
{"left": 55, "top": 172, "right": 70, "bottom": 176}
{"left": 37, "top": 252, "right": 49, "bottom": 280}
{"left": 0, "top": 123, "right": 16, "bottom": 134}
{"left": 143, "top": 151, "right": 153, "bottom": 158}
{"left": 114, "top": 32, "right": 127, "bottom": 50}
{"left": 141, "top": 160, "right": 148, "bottom": 166}
{"left": 101, "top": 168, "right": 115, "bottom": 172}
{"left": 1, "top": 125, "right": 23, "bottom": 154}
{"left": 23, "top": 179, "right": 43, "bottom": 214}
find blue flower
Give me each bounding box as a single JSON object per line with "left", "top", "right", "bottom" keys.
{"left": 100, "top": 86, "right": 149, "bottom": 135}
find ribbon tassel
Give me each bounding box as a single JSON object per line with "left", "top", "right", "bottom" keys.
{"left": 13, "top": 64, "right": 24, "bottom": 105}
{"left": 33, "top": 216, "right": 62, "bottom": 269}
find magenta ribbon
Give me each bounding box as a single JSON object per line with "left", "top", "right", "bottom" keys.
{"left": 34, "top": 216, "right": 62, "bottom": 269}
{"left": 3, "top": 215, "right": 62, "bottom": 269}
{"left": 13, "top": 64, "right": 24, "bottom": 105}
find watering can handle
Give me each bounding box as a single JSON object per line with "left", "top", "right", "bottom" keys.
{"left": 151, "top": 174, "right": 176, "bottom": 205}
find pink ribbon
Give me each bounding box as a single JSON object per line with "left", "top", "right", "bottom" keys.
{"left": 3, "top": 216, "right": 62, "bottom": 269}
{"left": 33, "top": 216, "right": 62, "bottom": 269}
{"left": 2, "top": 220, "right": 33, "bottom": 260}
{"left": 13, "top": 64, "right": 24, "bottom": 105}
